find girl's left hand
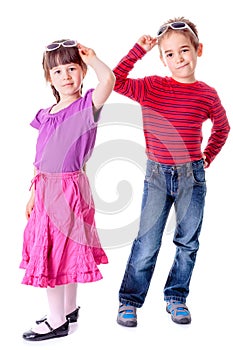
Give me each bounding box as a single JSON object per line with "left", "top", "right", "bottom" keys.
{"left": 78, "top": 44, "right": 96, "bottom": 64}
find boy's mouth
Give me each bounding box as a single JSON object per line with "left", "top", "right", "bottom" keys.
{"left": 176, "top": 63, "right": 188, "bottom": 69}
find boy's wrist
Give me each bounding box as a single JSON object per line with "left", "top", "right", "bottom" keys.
{"left": 202, "top": 153, "right": 210, "bottom": 168}
{"left": 131, "top": 43, "right": 147, "bottom": 60}
{"left": 135, "top": 42, "right": 147, "bottom": 54}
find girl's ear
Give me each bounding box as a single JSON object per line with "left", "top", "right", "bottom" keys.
{"left": 82, "top": 66, "right": 87, "bottom": 79}
{"left": 197, "top": 43, "right": 203, "bottom": 57}
{"left": 45, "top": 73, "right": 51, "bottom": 83}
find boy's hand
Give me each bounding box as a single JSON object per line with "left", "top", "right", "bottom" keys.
{"left": 202, "top": 154, "right": 209, "bottom": 168}
{"left": 78, "top": 44, "right": 96, "bottom": 64}
{"left": 137, "top": 35, "right": 157, "bottom": 52}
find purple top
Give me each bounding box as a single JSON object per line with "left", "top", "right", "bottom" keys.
{"left": 31, "top": 89, "right": 98, "bottom": 173}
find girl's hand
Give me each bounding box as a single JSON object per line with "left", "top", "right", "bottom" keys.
{"left": 137, "top": 35, "right": 157, "bottom": 52}
{"left": 25, "top": 194, "right": 35, "bottom": 220}
{"left": 78, "top": 44, "right": 96, "bottom": 65}
{"left": 77, "top": 43, "right": 115, "bottom": 111}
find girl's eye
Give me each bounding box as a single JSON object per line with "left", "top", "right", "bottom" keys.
{"left": 166, "top": 53, "right": 173, "bottom": 58}
{"left": 54, "top": 70, "right": 61, "bottom": 74}
{"left": 69, "top": 67, "right": 76, "bottom": 71}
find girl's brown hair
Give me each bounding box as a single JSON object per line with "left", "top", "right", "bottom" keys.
{"left": 42, "top": 39, "right": 87, "bottom": 103}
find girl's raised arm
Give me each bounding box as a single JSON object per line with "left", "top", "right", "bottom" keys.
{"left": 78, "top": 44, "right": 115, "bottom": 111}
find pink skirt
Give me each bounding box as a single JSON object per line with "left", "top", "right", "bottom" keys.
{"left": 20, "top": 170, "right": 108, "bottom": 288}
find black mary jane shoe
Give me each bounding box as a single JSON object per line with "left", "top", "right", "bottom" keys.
{"left": 36, "top": 306, "right": 80, "bottom": 325}
{"left": 22, "top": 320, "right": 69, "bottom": 341}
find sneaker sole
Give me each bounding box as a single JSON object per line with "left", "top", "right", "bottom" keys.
{"left": 117, "top": 318, "right": 137, "bottom": 327}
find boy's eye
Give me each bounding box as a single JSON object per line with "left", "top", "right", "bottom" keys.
{"left": 54, "top": 70, "right": 61, "bottom": 74}
{"left": 166, "top": 53, "right": 173, "bottom": 58}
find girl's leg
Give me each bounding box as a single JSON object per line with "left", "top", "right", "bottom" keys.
{"left": 64, "top": 283, "right": 78, "bottom": 315}
{"left": 32, "top": 285, "right": 66, "bottom": 333}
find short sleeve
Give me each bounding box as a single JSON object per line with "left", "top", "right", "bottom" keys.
{"left": 85, "top": 88, "right": 103, "bottom": 123}
{"left": 30, "top": 109, "right": 44, "bottom": 129}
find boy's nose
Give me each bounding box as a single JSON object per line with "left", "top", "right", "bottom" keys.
{"left": 175, "top": 54, "right": 184, "bottom": 63}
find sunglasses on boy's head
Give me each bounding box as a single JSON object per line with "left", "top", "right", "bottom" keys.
{"left": 46, "top": 40, "right": 78, "bottom": 52}
{"left": 156, "top": 22, "right": 198, "bottom": 40}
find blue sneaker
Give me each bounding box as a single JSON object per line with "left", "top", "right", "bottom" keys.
{"left": 117, "top": 303, "right": 137, "bottom": 327}
{"left": 166, "top": 300, "right": 191, "bottom": 324}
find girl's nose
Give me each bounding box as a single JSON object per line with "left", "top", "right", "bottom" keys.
{"left": 63, "top": 71, "right": 71, "bottom": 79}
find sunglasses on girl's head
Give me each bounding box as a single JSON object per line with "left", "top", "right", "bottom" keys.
{"left": 156, "top": 22, "right": 198, "bottom": 40}
{"left": 45, "top": 40, "right": 78, "bottom": 52}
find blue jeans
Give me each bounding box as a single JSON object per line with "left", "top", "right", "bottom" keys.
{"left": 119, "top": 158, "right": 207, "bottom": 307}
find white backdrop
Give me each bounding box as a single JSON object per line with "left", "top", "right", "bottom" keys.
{"left": 1, "top": 0, "right": 232, "bottom": 349}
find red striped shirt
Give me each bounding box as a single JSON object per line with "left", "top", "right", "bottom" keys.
{"left": 113, "top": 43, "right": 230, "bottom": 166}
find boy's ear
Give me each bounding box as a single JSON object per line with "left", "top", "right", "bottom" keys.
{"left": 197, "top": 43, "right": 203, "bottom": 57}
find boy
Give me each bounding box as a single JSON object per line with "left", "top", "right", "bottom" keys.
{"left": 113, "top": 17, "right": 230, "bottom": 326}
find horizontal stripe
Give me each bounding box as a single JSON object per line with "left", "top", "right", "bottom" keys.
{"left": 113, "top": 43, "right": 230, "bottom": 165}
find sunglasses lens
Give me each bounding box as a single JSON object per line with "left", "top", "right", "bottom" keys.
{"left": 157, "top": 26, "right": 167, "bottom": 36}
{"left": 171, "top": 22, "right": 186, "bottom": 29}
{"left": 63, "top": 40, "right": 77, "bottom": 47}
{"left": 46, "top": 43, "right": 60, "bottom": 51}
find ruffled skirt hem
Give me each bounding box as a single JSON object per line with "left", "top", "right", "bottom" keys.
{"left": 20, "top": 264, "right": 105, "bottom": 287}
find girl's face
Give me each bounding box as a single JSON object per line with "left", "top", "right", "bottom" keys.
{"left": 159, "top": 31, "right": 203, "bottom": 83}
{"left": 49, "top": 62, "right": 84, "bottom": 100}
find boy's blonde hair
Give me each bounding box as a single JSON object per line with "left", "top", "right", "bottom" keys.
{"left": 157, "top": 17, "right": 199, "bottom": 53}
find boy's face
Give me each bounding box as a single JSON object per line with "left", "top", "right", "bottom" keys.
{"left": 159, "top": 31, "right": 203, "bottom": 83}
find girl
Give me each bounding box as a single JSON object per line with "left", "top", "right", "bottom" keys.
{"left": 20, "top": 39, "right": 115, "bottom": 341}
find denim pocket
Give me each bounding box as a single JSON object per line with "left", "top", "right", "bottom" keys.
{"left": 145, "top": 171, "right": 153, "bottom": 182}
{"left": 192, "top": 160, "right": 206, "bottom": 184}
{"left": 145, "top": 163, "right": 157, "bottom": 183}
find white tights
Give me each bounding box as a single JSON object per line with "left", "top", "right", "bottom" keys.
{"left": 32, "top": 283, "right": 77, "bottom": 333}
